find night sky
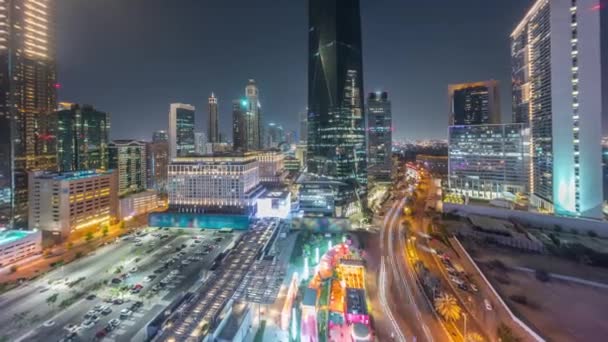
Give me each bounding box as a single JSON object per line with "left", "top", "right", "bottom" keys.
{"left": 58, "top": 0, "right": 538, "bottom": 141}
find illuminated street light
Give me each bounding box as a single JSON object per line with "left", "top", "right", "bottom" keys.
{"left": 303, "top": 257, "right": 309, "bottom": 280}
{"left": 291, "top": 307, "right": 297, "bottom": 340}
{"left": 328, "top": 240, "right": 332, "bottom": 250}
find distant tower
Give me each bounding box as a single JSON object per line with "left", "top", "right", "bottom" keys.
{"left": 168, "top": 103, "right": 196, "bottom": 160}
{"left": 448, "top": 80, "right": 500, "bottom": 126}
{"left": 208, "top": 93, "right": 220, "bottom": 143}
{"left": 367, "top": 92, "right": 392, "bottom": 181}
{"left": 232, "top": 100, "right": 248, "bottom": 151}
{"left": 245, "top": 80, "right": 262, "bottom": 150}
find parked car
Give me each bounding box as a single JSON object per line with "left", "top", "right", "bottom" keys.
{"left": 112, "top": 298, "right": 124, "bottom": 305}
{"left": 119, "top": 309, "right": 132, "bottom": 320}
{"left": 42, "top": 320, "right": 55, "bottom": 327}
{"left": 86, "top": 294, "right": 97, "bottom": 300}
{"left": 95, "top": 330, "right": 107, "bottom": 338}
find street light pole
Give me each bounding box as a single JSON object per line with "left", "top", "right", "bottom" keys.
{"left": 463, "top": 312, "right": 467, "bottom": 341}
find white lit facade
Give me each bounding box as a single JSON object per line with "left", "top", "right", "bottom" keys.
{"left": 119, "top": 190, "right": 160, "bottom": 220}
{"left": 28, "top": 170, "right": 118, "bottom": 238}
{"left": 0, "top": 230, "right": 42, "bottom": 267}
{"left": 257, "top": 151, "right": 285, "bottom": 184}
{"left": 448, "top": 124, "right": 530, "bottom": 200}
{"left": 168, "top": 153, "right": 262, "bottom": 213}
{"left": 511, "top": 0, "right": 606, "bottom": 218}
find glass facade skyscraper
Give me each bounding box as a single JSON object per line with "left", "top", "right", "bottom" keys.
{"left": 307, "top": 0, "right": 367, "bottom": 214}
{"left": 448, "top": 81, "right": 500, "bottom": 126}
{"left": 168, "top": 103, "right": 196, "bottom": 159}
{"left": 0, "top": 0, "right": 57, "bottom": 228}
{"left": 54, "top": 104, "right": 110, "bottom": 172}
{"left": 367, "top": 92, "right": 392, "bottom": 181}
{"left": 512, "top": 0, "right": 606, "bottom": 218}
{"left": 208, "top": 93, "right": 220, "bottom": 144}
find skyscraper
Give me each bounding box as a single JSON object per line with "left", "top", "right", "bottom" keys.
{"left": 146, "top": 140, "right": 169, "bottom": 192}
{"left": 367, "top": 92, "right": 392, "bottom": 181}
{"left": 512, "top": 0, "right": 607, "bottom": 219}
{"left": 195, "top": 132, "right": 207, "bottom": 155}
{"left": 0, "top": 0, "right": 57, "bottom": 228}
{"left": 232, "top": 100, "right": 247, "bottom": 151}
{"left": 54, "top": 103, "right": 111, "bottom": 172}
{"left": 168, "top": 103, "right": 196, "bottom": 160}
{"left": 266, "top": 122, "right": 285, "bottom": 149}
{"left": 109, "top": 140, "right": 147, "bottom": 196}
{"left": 208, "top": 93, "right": 220, "bottom": 143}
{"left": 299, "top": 111, "right": 308, "bottom": 143}
{"left": 152, "top": 130, "right": 168, "bottom": 143}
{"left": 308, "top": 0, "right": 367, "bottom": 214}
{"left": 448, "top": 81, "right": 500, "bottom": 126}
{"left": 245, "top": 80, "right": 262, "bottom": 150}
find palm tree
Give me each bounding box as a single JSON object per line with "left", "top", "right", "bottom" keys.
{"left": 467, "top": 332, "right": 484, "bottom": 342}
{"left": 434, "top": 293, "right": 461, "bottom": 322}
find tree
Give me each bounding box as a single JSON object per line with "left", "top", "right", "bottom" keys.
{"left": 119, "top": 221, "right": 126, "bottom": 230}
{"left": 497, "top": 323, "right": 520, "bottom": 342}
{"left": 46, "top": 293, "right": 59, "bottom": 310}
{"left": 9, "top": 265, "right": 18, "bottom": 274}
{"left": 66, "top": 242, "right": 74, "bottom": 250}
{"left": 466, "top": 332, "right": 484, "bottom": 342}
{"left": 434, "top": 293, "right": 461, "bottom": 322}
{"left": 85, "top": 231, "right": 94, "bottom": 241}
{"left": 102, "top": 225, "right": 109, "bottom": 237}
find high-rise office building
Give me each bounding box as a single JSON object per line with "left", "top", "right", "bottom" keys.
{"left": 146, "top": 140, "right": 169, "bottom": 192}
{"left": 152, "top": 130, "right": 168, "bottom": 143}
{"left": 195, "top": 132, "right": 207, "bottom": 155}
{"left": 245, "top": 80, "right": 263, "bottom": 150}
{"left": 367, "top": 92, "right": 392, "bottom": 181}
{"left": 54, "top": 103, "right": 110, "bottom": 172}
{"left": 266, "top": 122, "right": 285, "bottom": 149}
{"left": 448, "top": 81, "right": 500, "bottom": 126}
{"left": 448, "top": 124, "right": 530, "bottom": 200}
{"left": 307, "top": 0, "right": 367, "bottom": 215}
{"left": 0, "top": 0, "right": 57, "bottom": 228}
{"left": 208, "top": 93, "right": 220, "bottom": 143}
{"left": 168, "top": 103, "right": 196, "bottom": 160}
{"left": 232, "top": 100, "right": 248, "bottom": 151}
{"left": 299, "top": 111, "right": 308, "bottom": 143}
{"left": 512, "top": 0, "right": 607, "bottom": 218}
{"left": 109, "top": 140, "right": 147, "bottom": 196}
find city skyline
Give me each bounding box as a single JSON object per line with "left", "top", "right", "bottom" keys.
{"left": 55, "top": 0, "right": 570, "bottom": 141}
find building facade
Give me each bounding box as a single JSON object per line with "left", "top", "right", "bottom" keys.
{"left": 195, "top": 132, "right": 207, "bottom": 155}
{"left": 307, "top": 0, "right": 367, "bottom": 215}
{"left": 257, "top": 151, "right": 286, "bottom": 184}
{"left": 0, "top": 230, "right": 42, "bottom": 267}
{"left": 367, "top": 92, "right": 392, "bottom": 181}
{"left": 448, "top": 124, "right": 529, "bottom": 200}
{"left": 245, "top": 80, "right": 263, "bottom": 150}
{"left": 109, "top": 140, "right": 147, "bottom": 196}
{"left": 299, "top": 111, "right": 308, "bottom": 143}
{"left": 167, "top": 153, "right": 263, "bottom": 213}
{"left": 0, "top": 0, "right": 57, "bottom": 228}
{"left": 448, "top": 81, "right": 500, "bottom": 126}
{"left": 28, "top": 170, "right": 118, "bottom": 238}
{"left": 119, "top": 190, "right": 160, "bottom": 220}
{"left": 153, "top": 130, "right": 168, "bottom": 143}
{"left": 169, "top": 103, "right": 196, "bottom": 159}
{"left": 146, "top": 140, "right": 169, "bottom": 192}
{"left": 512, "top": 0, "right": 606, "bottom": 218}
{"left": 208, "top": 93, "right": 220, "bottom": 143}
{"left": 54, "top": 103, "right": 110, "bottom": 172}
{"left": 232, "top": 100, "right": 248, "bottom": 151}
{"left": 266, "top": 122, "right": 285, "bottom": 149}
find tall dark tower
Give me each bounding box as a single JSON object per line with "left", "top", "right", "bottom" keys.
{"left": 208, "top": 93, "right": 220, "bottom": 143}
{"left": 0, "top": 0, "right": 57, "bottom": 228}
{"left": 307, "top": 0, "right": 367, "bottom": 216}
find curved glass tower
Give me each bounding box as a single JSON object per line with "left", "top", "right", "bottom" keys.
{"left": 307, "top": 0, "right": 367, "bottom": 215}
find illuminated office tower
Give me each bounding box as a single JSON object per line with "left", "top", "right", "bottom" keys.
{"left": 307, "top": 0, "right": 367, "bottom": 215}
{"left": 168, "top": 103, "right": 196, "bottom": 159}
{"left": 0, "top": 0, "right": 57, "bottom": 228}
{"left": 511, "top": 0, "right": 607, "bottom": 218}
{"left": 232, "top": 100, "right": 248, "bottom": 151}
{"left": 299, "top": 111, "right": 308, "bottom": 143}
{"left": 208, "top": 93, "right": 220, "bottom": 143}
{"left": 266, "top": 122, "right": 285, "bottom": 149}
{"left": 367, "top": 92, "right": 392, "bottom": 181}
{"left": 448, "top": 80, "right": 500, "bottom": 125}
{"left": 54, "top": 103, "right": 110, "bottom": 172}
{"left": 109, "top": 140, "right": 147, "bottom": 196}
{"left": 245, "top": 80, "right": 262, "bottom": 150}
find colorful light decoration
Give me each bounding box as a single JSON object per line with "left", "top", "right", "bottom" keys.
{"left": 328, "top": 240, "right": 332, "bottom": 250}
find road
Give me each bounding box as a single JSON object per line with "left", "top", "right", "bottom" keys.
{"left": 0, "top": 228, "right": 236, "bottom": 342}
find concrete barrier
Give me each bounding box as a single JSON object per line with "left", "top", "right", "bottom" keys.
{"left": 444, "top": 203, "right": 608, "bottom": 238}
{"left": 452, "top": 237, "right": 546, "bottom": 342}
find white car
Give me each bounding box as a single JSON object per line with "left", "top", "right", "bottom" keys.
{"left": 81, "top": 320, "right": 95, "bottom": 329}
{"left": 484, "top": 299, "right": 493, "bottom": 311}
{"left": 42, "top": 320, "right": 55, "bottom": 327}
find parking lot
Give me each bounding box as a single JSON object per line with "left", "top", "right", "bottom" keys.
{"left": 1, "top": 227, "right": 237, "bottom": 342}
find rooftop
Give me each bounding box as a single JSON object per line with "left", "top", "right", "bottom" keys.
{"left": 33, "top": 170, "right": 114, "bottom": 181}
{"left": 303, "top": 287, "right": 318, "bottom": 307}
{"left": 0, "top": 230, "right": 38, "bottom": 246}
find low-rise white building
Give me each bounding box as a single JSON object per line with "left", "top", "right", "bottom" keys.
{"left": 119, "top": 190, "right": 161, "bottom": 220}
{"left": 257, "top": 151, "right": 286, "bottom": 184}
{"left": 0, "top": 230, "right": 42, "bottom": 268}
{"left": 168, "top": 153, "right": 263, "bottom": 214}
{"left": 256, "top": 190, "right": 291, "bottom": 219}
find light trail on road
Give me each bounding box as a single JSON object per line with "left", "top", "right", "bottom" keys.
{"left": 379, "top": 256, "right": 407, "bottom": 342}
